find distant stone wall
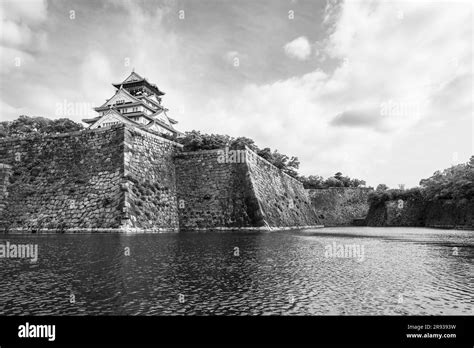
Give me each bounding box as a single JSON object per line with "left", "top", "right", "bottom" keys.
{"left": 0, "top": 126, "right": 125, "bottom": 231}
{"left": 245, "top": 149, "right": 320, "bottom": 227}
{"left": 122, "top": 126, "right": 182, "bottom": 231}
{"left": 365, "top": 199, "right": 426, "bottom": 227}
{"left": 424, "top": 199, "right": 474, "bottom": 228}
{"left": 364, "top": 203, "right": 386, "bottom": 227}
{"left": 175, "top": 149, "right": 261, "bottom": 229}
{"left": 306, "top": 187, "right": 372, "bottom": 226}
{"left": 365, "top": 198, "right": 474, "bottom": 229}
{"left": 385, "top": 199, "right": 426, "bottom": 226}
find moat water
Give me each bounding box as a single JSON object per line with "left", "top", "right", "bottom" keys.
{"left": 0, "top": 227, "right": 472, "bottom": 315}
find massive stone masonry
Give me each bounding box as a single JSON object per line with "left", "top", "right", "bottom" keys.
{"left": 0, "top": 127, "right": 125, "bottom": 231}
{"left": 245, "top": 149, "right": 320, "bottom": 227}
{"left": 175, "top": 149, "right": 262, "bottom": 229}
{"left": 365, "top": 198, "right": 474, "bottom": 229}
{"left": 0, "top": 124, "right": 321, "bottom": 232}
{"left": 306, "top": 187, "right": 373, "bottom": 226}
{"left": 122, "top": 126, "right": 181, "bottom": 231}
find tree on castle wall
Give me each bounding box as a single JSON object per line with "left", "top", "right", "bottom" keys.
{"left": 299, "top": 172, "right": 367, "bottom": 189}
{"left": 419, "top": 156, "right": 474, "bottom": 200}
{"left": 367, "top": 155, "right": 474, "bottom": 206}
{"left": 0, "top": 115, "right": 84, "bottom": 138}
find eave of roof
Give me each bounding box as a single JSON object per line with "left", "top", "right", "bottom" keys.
{"left": 82, "top": 116, "right": 101, "bottom": 124}
{"left": 112, "top": 79, "right": 165, "bottom": 96}
{"left": 125, "top": 111, "right": 153, "bottom": 119}
{"left": 147, "top": 118, "right": 179, "bottom": 133}
{"left": 94, "top": 101, "right": 142, "bottom": 111}
{"left": 83, "top": 110, "right": 180, "bottom": 135}
{"left": 96, "top": 99, "right": 158, "bottom": 114}
{"left": 150, "top": 110, "right": 177, "bottom": 124}
{"left": 83, "top": 109, "right": 142, "bottom": 127}
{"left": 137, "top": 95, "right": 163, "bottom": 109}
{"left": 164, "top": 111, "right": 178, "bottom": 124}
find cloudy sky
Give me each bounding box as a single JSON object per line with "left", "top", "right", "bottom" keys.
{"left": 0, "top": 0, "right": 472, "bottom": 187}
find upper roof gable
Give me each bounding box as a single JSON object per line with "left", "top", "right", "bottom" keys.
{"left": 111, "top": 71, "right": 165, "bottom": 96}
{"left": 122, "top": 71, "right": 144, "bottom": 83}
{"left": 98, "top": 88, "right": 141, "bottom": 108}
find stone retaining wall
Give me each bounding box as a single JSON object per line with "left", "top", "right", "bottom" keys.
{"left": 0, "top": 126, "right": 125, "bottom": 231}
{"left": 365, "top": 198, "right": 474, "bottom": 229}
{"left": 0, "top": 125, "right": 321, "bottom": 232}
{"left": 175, "top": 149, "right": 262, "bottom": 229}
{"left": 306, "top": 187, "right": 373, "bottom": 226}
{"left": 175, "top": 147, "right": 320, "bottom": 229}
{"left": 121, "top": 126, "right": 182, "bottom": 231}
{"left": 245, "top": 148, "right": 320, "bottom": 227}
{"left": 0, "top": 164, "right": 12, "bottom": 224}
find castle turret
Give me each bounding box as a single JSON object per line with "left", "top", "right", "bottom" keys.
{"left": 82, "top": 71, "right": 179, "bottom": 137}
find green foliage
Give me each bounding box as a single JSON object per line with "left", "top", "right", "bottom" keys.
{"left": 368, "top": 157, "right": 474, "bottom": 206}
{"left": 301, "top": 156, "right": 474, "bottom": 199}
{"left": 349, "top": 178, "right": 366, "bottom": 187}
{"left": 256, "top": 147, "right": 300, "bottom": 177}
{"left": 159, "top": 132, "right": 178, "bottom": 141}
{"left": 232, "top": 136, "right": 258, "bottom": 152}
{"left": 299, "top": 172, "right": 366, "bottom": 189}
{"left": 368, "top": 187, "right": 423, "bottom": 206}
{"left": 419, "top": 156, "right": 474, "bottom": 200}
{"left": 325, "top": 177, "right": 343, "bottom": 188}
{"left": 178, "top": 130, "right": 232, "bottom": 151}
{"left": 0, "top": 115, "right": 84, "bottom": 138}
{"left": 299, "top": 175, "right": 325, "bottom": 189}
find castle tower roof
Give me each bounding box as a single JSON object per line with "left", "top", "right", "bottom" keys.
{"left": 83, "top": 72, "right": 180, "bottom": 137}
{"left": 112, "top": 71, "right": 165, "bottom": 96}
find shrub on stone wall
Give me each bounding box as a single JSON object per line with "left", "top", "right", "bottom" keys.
{"left": 0, "top": 115, "right": 84, "bottom": 138}
{"left": 299, "top": 173, "right": 367, "bottom": 189}
{"left": 368, "top": 187, "right": 424, "bottom": 206}
{"left": 420, "top": 156, "right": 474, "bottom": 200}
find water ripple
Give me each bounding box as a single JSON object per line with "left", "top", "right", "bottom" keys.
{"left": 0, "top": 227, "right": 472, "bottom": 315}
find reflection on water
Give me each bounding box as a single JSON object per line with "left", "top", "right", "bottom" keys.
{"left": 0, "top": 227, "right": 472, "bottom": 315}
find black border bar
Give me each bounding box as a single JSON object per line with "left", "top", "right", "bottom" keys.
{"left": 0, "top": 316, "right": 472, "bottom": 346}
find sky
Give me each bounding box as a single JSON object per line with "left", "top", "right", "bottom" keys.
{"left": 0, "top": 0, "right": 472, "bottom": 188}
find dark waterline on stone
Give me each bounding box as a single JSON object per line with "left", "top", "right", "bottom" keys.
{"left": 0, "top": 227, "right": 472, "bottom": 315}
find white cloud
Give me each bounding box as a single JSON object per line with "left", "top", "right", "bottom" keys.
{"left": 284, "top": 36, "right": 311, "bottom": 60}
{"left": 80, "top": 51, "right": 114, "bottom": 106}
{"left": 203, "top": 1, "right": 472, "bottom": 187}
{"left": 0, "top": 0, "right": 48, "bottom": 51}
{"left": 0, "top": 0, "right": 49, "bottom": 109}
{"left": 0, "top": 0, "right": 47, "bottom": 24}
